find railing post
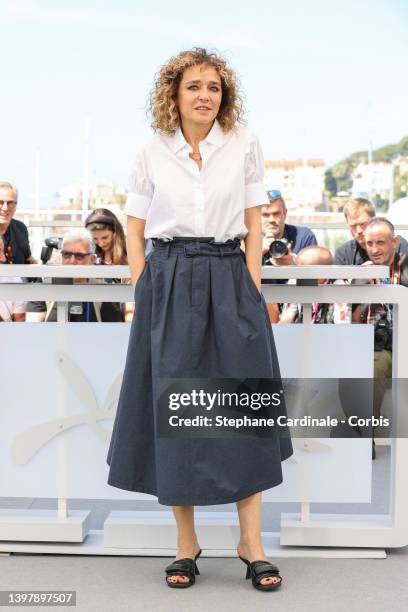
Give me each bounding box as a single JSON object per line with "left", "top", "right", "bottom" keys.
{"left": 57, "top": 300, "right": 68, "bottom": 520}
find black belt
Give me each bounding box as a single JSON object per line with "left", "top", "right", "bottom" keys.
{"left": 152, "top": 236, "right": 242, "bottom": 258}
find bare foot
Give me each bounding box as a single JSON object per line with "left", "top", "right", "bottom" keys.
{"left": 166, "top": 541, "right": 201, "bottom": 586}
{"left": 237, "top": 541, "right": 281, "bottom": 587}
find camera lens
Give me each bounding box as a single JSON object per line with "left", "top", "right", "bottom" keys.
{"left": 269, "top": 239, "right": 289, "bottom": 259}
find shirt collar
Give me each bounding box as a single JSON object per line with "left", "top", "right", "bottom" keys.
{"left": 170, "top": 119, "right": 226, "bottom": 153}
{"left": 203, "top": 119, "right": 225, "bottom": 147}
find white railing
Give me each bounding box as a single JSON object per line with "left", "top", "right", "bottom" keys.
{"left": 16, "top": 219, "right": 408, "bottom": 231}
{"left": 1, "top": 266, "right": 408, "bottom": 555}
{"left": 0, "top": 264, "right": 392, "bottom": 307}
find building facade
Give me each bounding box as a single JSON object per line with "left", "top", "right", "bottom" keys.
{"left": 264, "top": 158, "right": 325, "bottom": 209}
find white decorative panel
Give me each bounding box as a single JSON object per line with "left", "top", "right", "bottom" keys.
{"left": 0, "top": 323, "right": 373, "bottom": 503}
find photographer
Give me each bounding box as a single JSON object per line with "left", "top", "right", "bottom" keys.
{"left": 262, "top": 190, "right": 317, "bottom": 266}
{"left": 334, "top": 197, "right": 408, "bottom": 265}
{"left": 279, "top": 246, "right": 351, "bottom": 324}
{"left": 26, "top": 229, "right": 123, "bottom": 322}
{"left": 353, "top": 218, "right": 408, "bottom": 424}
{"left": 261, "top": 190, "right": 317, "bottom": 321}
{"left": 0, "top": 182, "right": 37, "bottom": 264}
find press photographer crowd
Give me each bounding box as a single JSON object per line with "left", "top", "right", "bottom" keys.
{"left": 0, "top": 181, "right": 134, "bottom": 323}
{"left": 1, "top": 181, "right": 407, "bottom": 328}
{"left": 1, "top": 181, "right": 407, "bottom": 454}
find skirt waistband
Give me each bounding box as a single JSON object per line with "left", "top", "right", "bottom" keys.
{"left": 151, "top": 237, "right": 242, "bottom": 258}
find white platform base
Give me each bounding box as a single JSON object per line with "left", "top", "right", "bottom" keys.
{"left": 0, "top": 509, "right": 91, "bottom": 542}
{"left": 280, "top": 512, "right": 394, "bottom": 548}
{"left": 104, "top": 510, "right": 240, "bottom": 549}
{"left": 0, "top": 529, "right": 385, "bottom": 558}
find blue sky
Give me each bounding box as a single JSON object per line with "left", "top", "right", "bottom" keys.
{"left": 1, "top": 0, "right": 407, "bottom": 208}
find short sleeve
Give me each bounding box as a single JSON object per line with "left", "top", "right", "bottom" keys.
{"left": 244, "top": 132, "right": 269, "bottom": 209}
{"left": 303, "top": 229, "right": 318, "bottom": 248}
{"left": 124, "top": 148, "right": 154, "bottom": 219}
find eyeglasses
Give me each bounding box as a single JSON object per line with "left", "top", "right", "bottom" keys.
{"left": 0, "top": 200, "right": 17, "bottom": 209}
{"left": 61, "top": 250, "right": 92, "bottom": 261}
{"left": 267, "top": 190, "right": 282, "bottom": 200}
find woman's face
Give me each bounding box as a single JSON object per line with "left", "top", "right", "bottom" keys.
{"left": 91, "top": 228, "right": 114, "bottom": 252}
{"left": 176, "top": 63, "right": 222, "bottom": 130}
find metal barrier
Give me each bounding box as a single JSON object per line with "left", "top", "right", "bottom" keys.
{"left": 1, "top": 264, "right": 408, "bottom": 558}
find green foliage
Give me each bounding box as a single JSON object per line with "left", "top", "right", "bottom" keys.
{"left": 324, "top": 169, "right": 337, "bottom": 196}
{"left": 328, "top": 135, "right": 408, "bottom": 198}
{"left": 372, "top": 136, "right": 408, "bottom": 162}
{"left": 394, "top": 175, "right": 408, "bottom": 200}
{"left": 375, "top": 196, "right": 389, "bottom": 213}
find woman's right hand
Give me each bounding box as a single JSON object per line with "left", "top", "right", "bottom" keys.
{"left": 126, "top": 217, "right": 147, "bottom": 288}
{"left": 132, "top": 261, "right": 147, "bottom": 288}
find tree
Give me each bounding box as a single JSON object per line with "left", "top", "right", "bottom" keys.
{"left": 324, "top": 169, "right": 337, "bottom": 196}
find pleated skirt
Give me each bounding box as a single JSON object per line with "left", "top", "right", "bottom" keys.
{"left": 106, "top": 237, "right": 293, "bottom": 505}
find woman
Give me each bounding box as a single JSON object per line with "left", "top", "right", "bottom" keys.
{"left": 84, "top": 208, "right": 127, "bottom": 265}
{"left": 85, "top": 208, "right": 134, "bottom": 322}
{"left": 106, "top": 48, "right": 293, "bottom": 591}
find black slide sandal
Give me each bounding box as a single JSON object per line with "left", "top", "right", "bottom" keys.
{"left": 238, "top": 556, "right": 282, "bottom": 591}
{"left": 165, "top": 549, "right": 202, "bottom": 588}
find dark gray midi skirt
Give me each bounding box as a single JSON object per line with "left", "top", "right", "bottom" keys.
{"left": 106, "top": 237, "right": 293, "bottom": 505}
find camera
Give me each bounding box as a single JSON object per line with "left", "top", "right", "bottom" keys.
{"left": 262, "top": 238, "right": 290, "bottom": 264}
{"left": 374, "top": 313, "right": 392, "bottom": 352}
{"left": 40, "top": 236, "right": 63, "bottom": 264}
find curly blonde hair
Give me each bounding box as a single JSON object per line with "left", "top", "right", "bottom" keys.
{"left": 148, "top": 47, "right": 245, "bottom": 134}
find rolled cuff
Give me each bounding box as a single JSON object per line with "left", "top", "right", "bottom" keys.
{"left": 244, "top": 182, "right": 269, "bottom": 208}
{"left": 123, "top": 192, "right": 152, "bottom": 219}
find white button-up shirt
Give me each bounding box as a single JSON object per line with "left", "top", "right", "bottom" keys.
{"left": 124, "top": 119, "right": 269, "bottom": 242}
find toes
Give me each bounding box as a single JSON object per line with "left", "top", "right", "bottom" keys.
{"left": 167, "top": 575, "right": 190, "bottom": 584}
{"left": 260, "top": 576, "right": 281, "bottom": 586}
